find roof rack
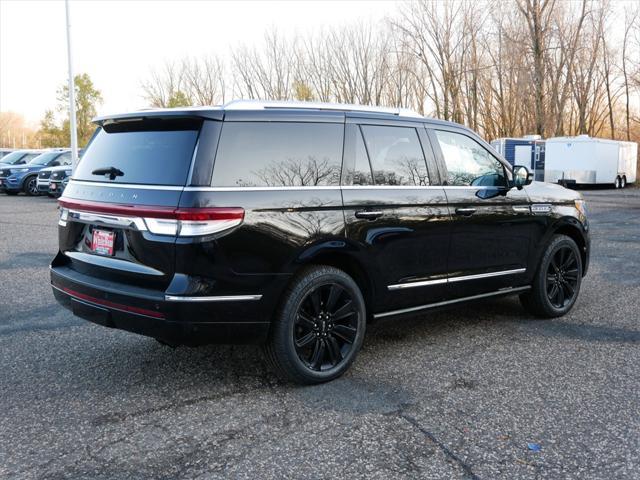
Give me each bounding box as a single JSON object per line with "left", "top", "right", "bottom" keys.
{"left": 223, "top": 100, "right": 423, "bottom": 119}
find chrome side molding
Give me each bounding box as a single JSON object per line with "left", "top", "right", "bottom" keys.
{"left": 374, "top": 286, "right": 531, "bottom": 319}
{"left": 164, "top": 294, "right": 263, "bottom": 302}
{"left": 388, "top": 268, "right": 526, "bottom": 291}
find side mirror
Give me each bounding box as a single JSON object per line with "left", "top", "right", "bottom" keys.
{"left": 512, "top": 166, "right": 533, "bottom": 189}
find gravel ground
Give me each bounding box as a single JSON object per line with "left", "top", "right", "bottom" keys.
{"left": 0, "top": 187, "right": 638, "bottom": 479}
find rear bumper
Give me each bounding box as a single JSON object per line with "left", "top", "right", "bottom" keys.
{"left": 51, "top": 265, "right": 272, "bottom": 345}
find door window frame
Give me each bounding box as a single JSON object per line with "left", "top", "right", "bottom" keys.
{"left": 425, "top": 126, "right": 513, "bottom": 187}
{"left": 342, "top": 117, "right": 436, "bottom": 187}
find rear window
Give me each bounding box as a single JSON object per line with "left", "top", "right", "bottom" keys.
{"left": 74, "top": 118, "right": 201, "bottom": 186}
{"left": 212, "top": 122, "right": 343, "bottom": 187}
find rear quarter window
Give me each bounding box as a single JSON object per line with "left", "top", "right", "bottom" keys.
{"left": 212, "top": 122, "right": 343, "bottom": 187}
{"left": 74, "top": 118, "right": 201, "bottom": 186}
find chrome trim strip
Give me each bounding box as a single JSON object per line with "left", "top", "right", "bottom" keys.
{"left": 183, "top": 185, "right": 341, "bottom": 192}
{"left": 180, "top": 185, "right": 500, "bottom": 193}
{"left": 388, "top": 268, "right": 526, "bottom": 290}
{"left": 388, "top": 278, "right": 448, "bottom": 290}
{"left": 164, "top": 294, "right": 263, "bottom": 302}
{"left": 512, "top": 205, "right": 531, "bottom": 213}
{"left": 375, "top": 286, "right": 531, "bottom": 319}
{"left": 447, "top": 268, "right": 526, "bottom": 283}
{"left": 69, "top": 180, "right": 184, "bottom": 191}
{"left": 67, "top": 209, "right": 147, "bottom": 231}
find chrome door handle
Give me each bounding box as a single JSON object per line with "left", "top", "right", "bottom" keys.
{"left": 455, "top": 207, "right": 476, "bottom": 216}
{"left": 355, "top": 210, "right": 383, "bottom": 220}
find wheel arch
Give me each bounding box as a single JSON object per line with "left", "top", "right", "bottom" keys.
{"left": 550, "top": 220, "right": 588, "bottom": 275}
{"left": 290, "top": 242, "right": 376, "bottom": 321}
{"left": 22, "top": 173, "right": 38, "bottom": 191}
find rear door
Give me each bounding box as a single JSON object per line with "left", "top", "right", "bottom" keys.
{"left": 342, "top": 118, "right": 450, "bottom": 314}
{"left": 427, "top": 126, "right": 534, "bottom": 297}
{"left": 57, "top": 117, "right": 203, "bottom": 291}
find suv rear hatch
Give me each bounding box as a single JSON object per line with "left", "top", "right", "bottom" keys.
{"left": 54, "top": 116, "right": 204, "bottom": 291}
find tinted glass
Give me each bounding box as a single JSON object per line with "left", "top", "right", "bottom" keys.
{"left": 57, "top": 152, "right": 72, "bottom": 165}
{"left": 351, "top": 127, "right": 373, "bottom": 185}
{"left": 29, "top": 152, "right": 59, "bottom": 165}
{"left": 0, "top": 151, "right": 28, "bottom": 165}
{"left": 435, "top": 130, "right": 506, "bottom": 187}
{"left": 360, "top": 125, "right": 429, "bottom": 186}
{"left": 74, "top": 121, "right": 200, "bottom": 185}
{"left": 212, "top": 122, "right": 343, "bottom": 187}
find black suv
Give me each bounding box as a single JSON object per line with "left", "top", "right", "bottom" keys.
{"left": 51, "top": 101, "right": 590, "bottom": 384}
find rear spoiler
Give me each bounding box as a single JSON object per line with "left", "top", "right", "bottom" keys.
{"left": 92, "top": 108, "right": 224, "bottom": 125}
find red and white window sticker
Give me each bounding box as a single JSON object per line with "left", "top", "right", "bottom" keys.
{"left": 91, "top": 229, "right": 115, "bottom": 256}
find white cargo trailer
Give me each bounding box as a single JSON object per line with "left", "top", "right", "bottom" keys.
{"left": 544, "top": 135, "right": 637, "bottom": 188}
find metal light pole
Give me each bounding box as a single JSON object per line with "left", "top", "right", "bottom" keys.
{"left": 65, "top": 0, "right": 79, "bottom": 172}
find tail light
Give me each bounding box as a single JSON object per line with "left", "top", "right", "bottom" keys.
{"left": 58, "top": 199, "right": 244, "bottom": 237}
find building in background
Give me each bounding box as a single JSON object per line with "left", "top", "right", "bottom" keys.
{"left": 491, "top": 135, "right": 545, "bottom": 182}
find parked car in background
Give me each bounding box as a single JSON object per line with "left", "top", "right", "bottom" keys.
{"left": 47, "top": 164, "right": 73, "bottom": 197}
{"left": 0, "top": 149, "right": 42, "bottom": 168}
{"left": 51, "top": 101, "right": 590, "bottom": 384}
{"left": 37, "top": 166, "right": 57, "bottom": 195}
{"left": 0, "top": 148, "right": 16, "bottom": 160}
{"left": 0, "top": 149, "right": 71, "bottom": 196}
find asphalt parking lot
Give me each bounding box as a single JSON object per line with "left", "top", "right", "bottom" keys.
{"left": 1, "top": 188, "right": 639, "bottom": 479}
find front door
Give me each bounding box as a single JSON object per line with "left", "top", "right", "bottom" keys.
{"left": 427, "top": 127, "right": 535, "bottom": 297}
{"left": 342, "top": 120, "right": 451, "bottom": 314}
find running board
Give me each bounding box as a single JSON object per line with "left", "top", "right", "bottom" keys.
{"left": 373, "top": 286, "right": 531, "bottom": 319}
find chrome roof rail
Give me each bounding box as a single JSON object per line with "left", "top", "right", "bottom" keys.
{"left": 222, "top": 100, "right": 424, "bottom": 118}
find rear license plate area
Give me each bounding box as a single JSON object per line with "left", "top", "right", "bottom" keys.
{"left": 91, "top": 229, "right": 115, "bottom": 256}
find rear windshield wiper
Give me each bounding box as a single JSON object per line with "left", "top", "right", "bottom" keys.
{"left": 92, "top": 166, "right": 124, "bottom": 180}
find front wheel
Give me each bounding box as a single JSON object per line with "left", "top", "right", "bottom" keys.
{"left": 264, "top": 266, "right": 366, "bottom": 384}
{"left": 520, "top": 234, "right": 582, "bottom": 318}
{"left": 23, "top": 176, "right": 39, "bottom": 196}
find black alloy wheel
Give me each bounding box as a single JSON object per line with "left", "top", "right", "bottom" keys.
{"left": 265, "top": 266, "right": 366, "bottom": 384}
{"left": 24, "top": 176, "right": 39, "bottom": 196}
{"left": 545, "top": 246, "right": 579, "bottom": 309}
{"left": 293, "top": 282, "right": 359, "bottom": 372}
{"left": 520, "top": 234, "right": 582, "bottom": 318}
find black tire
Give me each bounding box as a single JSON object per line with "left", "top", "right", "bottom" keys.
{"left": 23, "top": 176, "right": 39, "bottom": 196}
{"left": 620, "top": 176, "right": 627, "bottom": 189}
{"left": 614, "top": 176, "right": 621, "bottom": 189}
{"left": 264, "top": 265, "right": 366, "bottom": 384}
{"left": 520, "top": 234, "right": 582, "bottom": 318}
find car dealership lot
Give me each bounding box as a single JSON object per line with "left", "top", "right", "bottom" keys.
{"left": 0, "top": 189, "right": 638, "bottom": 479}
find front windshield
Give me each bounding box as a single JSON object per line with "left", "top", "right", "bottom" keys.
{"left": 0, "top": 151, "right": 28, "bottom": 165}
{"left": 28, "top": 152, "right": 60, "bottom": 166}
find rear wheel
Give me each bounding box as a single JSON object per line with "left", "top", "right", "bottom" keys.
{"left": 265, "top": 266, "right": 366, "bottom": 384}
{"left": 520, "top": 234, "right": 582, "bottom": 318}
{"left": 23, "top": 176, "right": 39, "bottom": 196}
{"left": 620, "top": 176, "right": 627, "bottom": 188}
{"left": 614, "top": 176, "right": 621, "bottom": 189}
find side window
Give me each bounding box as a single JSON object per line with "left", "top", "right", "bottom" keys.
{"left": 212, "top": 122, "right": 343, "bottom": 187}
{"left": 360, "top": 125, "right": 430, "bottom": 186}
{"left": 434, "top": 130, "right": 507, "bottom": 187}
{"left": 59, "top": 153, "right": 72, "bottom": 165}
